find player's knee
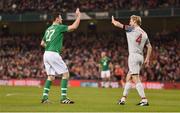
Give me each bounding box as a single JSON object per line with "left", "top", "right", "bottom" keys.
{"left": 125, "top": 74, "right": 132, "bottom": 82}
{"left": 126, "top": 77, "right": 130, "bottom": 82}
{"left": 62, "top": 72, "right": 69, "bottom": 79}
{"left": 47, "top": 75, "right": 55, "bottom": 81}
{"left": 132, "top": 75, "right": 141, "bottom": 84}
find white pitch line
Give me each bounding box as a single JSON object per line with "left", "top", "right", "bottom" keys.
{"left": 6, "top": 93, "right": 22, "bottom": 96}
{"left": 0, "top": 112, "right": 180, "bottom": 113}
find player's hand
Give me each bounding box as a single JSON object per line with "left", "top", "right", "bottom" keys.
{"left": 112, "top": 16, "right": 115, "bottom": 23}
{"left": 112, "top": 16, "right": 117, "bottom": 26}
{"left": 75, "top": 8, "right": 80, "bottom": 17}
{"left": 144, "top": 58, "right": 150, "bottom": 68}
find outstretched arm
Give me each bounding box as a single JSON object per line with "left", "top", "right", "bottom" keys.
{"left": 144, "top": 43, "right": 152, "bottom": 67}
{"left": 111, "top": 16, "right": 124, "bottom": 29}
{"left": 68, "top": 8, "right": 81, "bottom": 32}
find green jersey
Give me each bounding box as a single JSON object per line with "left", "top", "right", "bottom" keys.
{"left": 43, "top": 24, "right": 68, "bottom": 53}
{"left": 99, "top": 56, "right": 111, "bottom": 71}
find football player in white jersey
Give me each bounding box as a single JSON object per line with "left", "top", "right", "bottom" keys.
{"left": 112, "top": 15, "right": 152, "bottom": 106}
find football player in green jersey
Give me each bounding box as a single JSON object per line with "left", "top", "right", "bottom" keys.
{"left": 99, "top": 51, "right": 113, "bottom": 88}
{"left": 40, "top": 8, "right": 81, "bottom": 104}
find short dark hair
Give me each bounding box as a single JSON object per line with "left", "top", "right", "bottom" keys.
{"left": 52, "top": 12, "right": 61, "bottom": 21}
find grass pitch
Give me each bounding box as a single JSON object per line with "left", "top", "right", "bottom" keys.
{"left": 0, "top": 86, "right": 180, "bottom": 112}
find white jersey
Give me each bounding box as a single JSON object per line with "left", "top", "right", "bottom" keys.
{"left": 125, "top": 25, "right": 150, "bottom": 55}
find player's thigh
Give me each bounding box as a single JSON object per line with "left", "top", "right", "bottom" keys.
{"left": 51, "top": 54, "right": 68, "bottom": 75}
{"left": 128, "top": 54, "right": 142, "bottom": 75}
{"left": 105, "top": 70, "right": 111, "bottom": 78}
{"left": 132, "top": 75, "right": 141, "bottom": 83}
{"left": 43, "top": 53, "right": 56, "bottom": 75}
{"left": 125, "top": 74, "right": 132, "bottom": 82}
{"left": 101, "top": 71, "right": 106, "bottom": 78}
{"left": 43, "top": 60, "right": 50, "bottom": 73}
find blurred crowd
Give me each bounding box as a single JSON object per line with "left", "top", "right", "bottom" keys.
{"left": 0, "top": 27, "right": 180, "bottom": 82}
{"left": 0, "top": 35, "right": 46, "bottom": 79}
{"left": 0, "top": 0, "right": 180, "bottom": 13}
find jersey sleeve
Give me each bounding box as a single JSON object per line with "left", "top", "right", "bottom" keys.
{"left": 58, "top": 24, "right": 68, "bottom": 33}
{"left": 145, "top": 38, "right": 150, "bottom": 45}
{"left": 123, "top": 25, "right": 134, "bottom": 32}
{"left": 145, "top": 33, "right": 151, "bottom": 45}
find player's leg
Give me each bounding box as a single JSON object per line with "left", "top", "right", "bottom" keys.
{"left": 123, "top": 74, "right": 132, "bottom": 98}
{"left": 41, "top": 52, "right": 56, "bottom": 103}
{"left": 131, "top": 54, "right": 148, "bottom": 106}
{"left": 118, "top": 55, "right": 133, "bottom": 105}
{"left": 118, "top": 74, "right": 132, "bottom": 105}
{"left": 41, "top": 75, "right": 55, "bottom": 103}
{"left": 52, "top": 53, "right": 74, "bottom": 104}
{"left": 61, "top": 72, "right": 69, "bottom": 101}
{"left": 60, "top": 72, "right": 74, "bottom": 104}
{"left": 105, "top": 70, "right": 111, "bottom": 88}
{"left": 101, "top": 71, "right": 106, "bottom": 88}
{"left": 132, "top": 75, "right": 149, "bottom": 106}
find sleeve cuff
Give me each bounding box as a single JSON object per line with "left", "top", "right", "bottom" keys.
{"left": 123, "top": 24, "right": 125, "bottom": 30}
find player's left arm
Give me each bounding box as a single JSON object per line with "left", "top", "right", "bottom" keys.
{"left": 108, "top": 58, "right": 113, "bottom": 71}
{"left": 144, "top": 41, "right": 152, "bottom": 67}
{"left": 109, "top": 62, "right": 113, "bottom": 71}
{"left": 40, "top": 40, "right": 46, "bottom": 47}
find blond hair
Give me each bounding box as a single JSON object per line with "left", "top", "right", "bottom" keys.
{"left": 130, "top": 15, "right": 142, "bottom": 26}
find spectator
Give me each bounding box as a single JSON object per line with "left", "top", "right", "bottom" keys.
{"left": 0, "top": 28, "right": 180, "bottom": 82}
{"left": 1, "top": 0, "right": 180, "bottom": 13}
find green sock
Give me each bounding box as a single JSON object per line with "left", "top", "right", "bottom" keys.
{"left": 42, "top": 80, "right": 52, "bottom": 100}
{"left": 61, "top": 79, "right": 68, "bottom": 100}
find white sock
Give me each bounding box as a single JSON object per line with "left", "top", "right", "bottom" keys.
{"left": 101, "top": 82, "right": 105, "bottom": 87}
{"left": 122, "top": 82, "right": 131, "bottom": 97}
{"left": 141, "top": 99, "right": 148, "bottom": 103}
{"left": 136, "top": 82, "right": 147, "bottom": 101}
{"left": 105, "top": 82, "right": 109, "bottom": 88}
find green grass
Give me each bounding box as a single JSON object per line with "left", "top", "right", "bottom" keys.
{"left": 0, "top": 86, "right": 180, "bottom": 112}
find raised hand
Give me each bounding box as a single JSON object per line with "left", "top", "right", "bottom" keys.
{"left": 112, "top": 16, "right": 115, "bottom": 24}
{"left": 75, "top": 8, "right": 80, "bottom": 17}
{"left": 111, "top": 16, "right": 117, "bottom": 26}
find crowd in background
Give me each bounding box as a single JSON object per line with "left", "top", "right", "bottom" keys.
{"left": 0, "top": 35, "right": 45, "bottom": 79}
{"left": 0, "top": 27, "right": 180, "bottom": 82}
{"left": 0, "top": 0, "right": 180, "bottom": 13}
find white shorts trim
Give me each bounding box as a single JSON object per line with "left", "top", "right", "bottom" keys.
{"left": 43, "top": 51, "right": 68, "bottom": 76}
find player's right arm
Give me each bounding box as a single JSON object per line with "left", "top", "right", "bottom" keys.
{"left": 111, "top": 16, "right": 133, "bottom": 32}
{"left": 67, "top": 8, "right": 81, "bottom": 32}
{"left": 98, "top": 64, "right": 101, "bottom": 71}
{"left": 111, "top": 16, "right": 124, "bottom": 28}
{"left": 40, "top": 31, "right": 47, "bottom": 47}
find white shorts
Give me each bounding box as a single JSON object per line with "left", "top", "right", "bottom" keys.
{"left": 128, "top": 53, "right": 144, "bottom": 75}
{"left": 101, "top": 70, "right": 111, "bottom": 78}
{"left": 43, "top": 51, "right": 68, "bottom": 76}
